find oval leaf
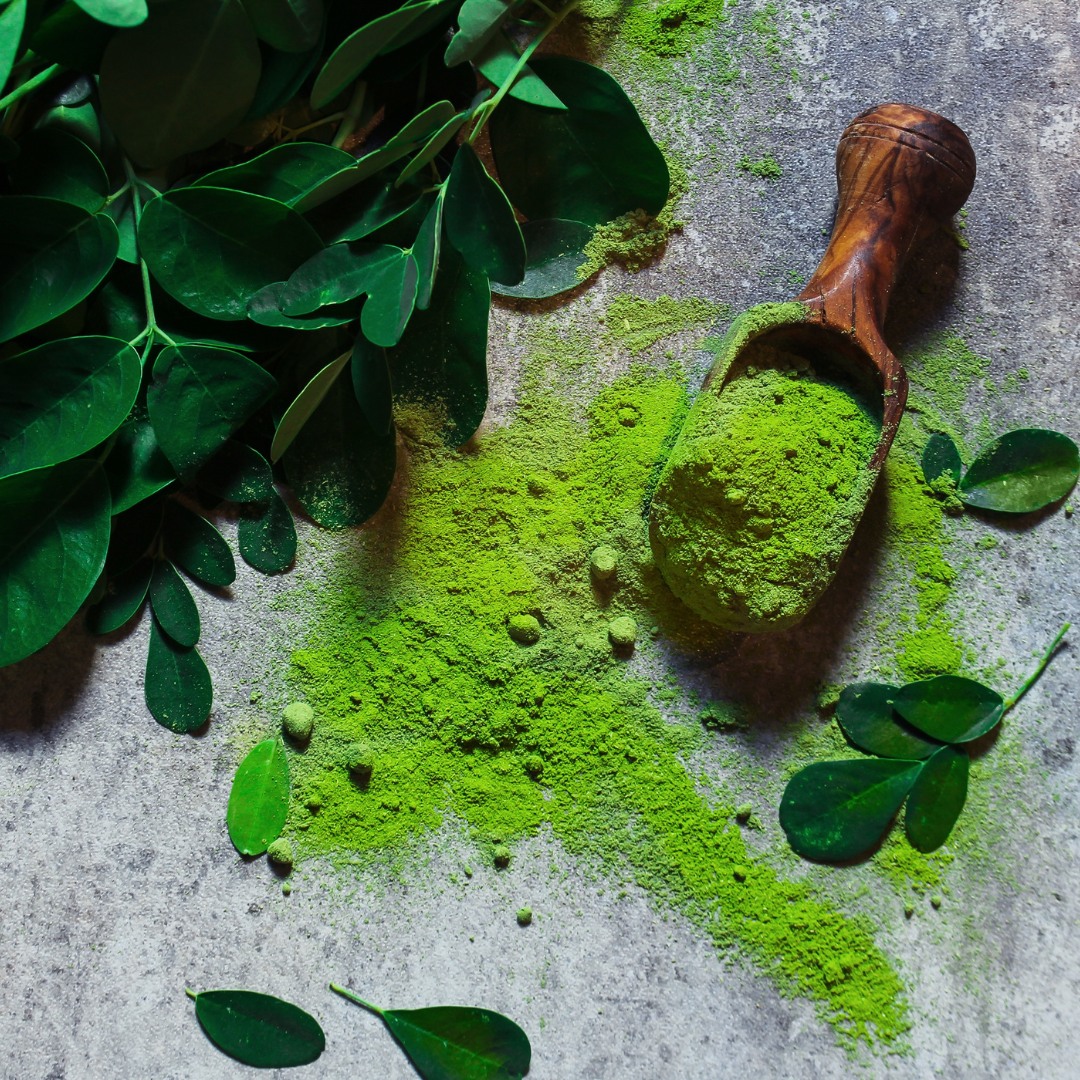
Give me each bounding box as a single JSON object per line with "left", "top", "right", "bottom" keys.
{"left": 191, "top": 989, "right": 325, "bottom": 1068}
{"left": 779, "top": 758, "right": 923, "bottom": 862}
{"left": 395, "top": 109, "right": 470, "bottom": 187}
{"left": 197, "top": 442, "right": 274, "bottom": 503}
{"left": 412, "top": 190, "right": 444, "bottom": 312}
{"left": 149, "top": 559, "right": 201, "bottom": 647}
{"left": 0, "top": 461, "right": 111, "bottom": 667}
{"left": 892, "top": 675, "right": 1004, "bottom": 743}
{"left": 921, "top": 432, "right": 962, "bottom": 486}
{"left": 0, "top": 1, "right": 27, "bottom": 94}
{"left": 164, "top": 501, "right": 236, "bottom": 588}
{"left": 474, "top": 32, "right": 565, "bottom": 109}
{"left": 489, "top": 218, "right": 592, "bottom": 300}
{"left": 271, "top": 350, "right": 351, "bottom": 463}
{"left": 444, "top": 0, "right": 511, "bottom": 66}
{"left": 73, "top": 0, "right": 148, "bottom": 28}
{"left": 145, "top": 617, "right": 212, "bottom": 732}
{"left": 239, "top": 0, "right": 323, "bottom": 52}
{"left": 247, "top": 282, "right": 359, "bottom": 330}
{"left": 196, "top": 141, "right": 356, "bottom": 208}
{"left": 99, "top": 0, "right": 261, "bottom": 168}
{"left": 87, "top": 558, "right": 152, "bottom": 635}
{"left": 105, "top": 418, "right": 176, "bottom": 514}
{"left": 226, "top": 737, "right": 290, "bottom": 855}
{"left": 958, "top": 428, "right": 1079, "bottom": 513}
{"left": 905, "top": 744, "right": 969, "bottom": 853}
{"left": 9, "top": 128, "right": 109, "bottom": 212}
{"left": 836, "top": 682, "right": 942, "bottom": 760}
{"left": 238, "top": 490, "right": 297, "bottom": 574}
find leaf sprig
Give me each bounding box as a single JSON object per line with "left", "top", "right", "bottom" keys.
{"left": 780, "top": 624, "right": 1070, "bottom": 861}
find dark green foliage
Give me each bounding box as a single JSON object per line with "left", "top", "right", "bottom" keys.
{"left": 904, "top": 745, "right": 969, "bottom": 853}
{"left": 489, "top": 218, "right": 593, "bottom": 299}
{"left": 145, "top": 616, "right": 212, "bottom": 732}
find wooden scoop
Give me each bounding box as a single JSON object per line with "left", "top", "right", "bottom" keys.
{"left": 649, "top": 103, "right": 976, "bottom": 632}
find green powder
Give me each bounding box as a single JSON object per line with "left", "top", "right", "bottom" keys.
{"left": 284, "top": 335, "right": 907, "bottom": 1048}
{"left": 650, "top": 339, "right": 879, "bottom": 632}
{"left": 603, "top": 293, "right": 723, "bottom": 355}
{"left": 738, "top": 152, "right": 782, "bottom": 179}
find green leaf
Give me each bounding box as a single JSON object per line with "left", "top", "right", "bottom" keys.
{"left": 8, "top": 128, "right": 109, "bottom": 212}
{"left": 99, "top": 0, "right": 262, "bottom": 168}
{"left": 779, "top": 758, "right": 923, "bottom": 862}
{"left": 0, "top": 461, "right": 111, "bottom": 667}
{"left": 905, "top": 744, "right": 969, "bottom": 853}
{"left": 326, "top": 177, "right": 425, "bottom": 243}
{"left": 474, "top": 32, "right": 565, "bottom": 109}
{"left": 283, "top": 372, "right": 396, "bottom": 527}
{"left": 412, "top": 189, "right": 444, "bottom": 311}
{"left": 247, "top": 282, "right": 359, "bottom": 330}
{"left": 190, "top": 989, "right": 325, "bottom": 1068}
{"left": 311, "top": 1, "right": 438, "bottom": 109}
{"left": 489, "top": 56, "right": 669, "bottom": 226}
{"left": 104, "top": 418, "right": 176, "bottom": 514}
{"left": 239, "top": 0, "right": 323, "bottom": 51}
{"left": 0, "top": 196, "right": 119, "bottom": 345}
{"left": 72, "top": 0, "right": 147, "bottom": 28}
{"left": 271, "top": 350, "right": 351, "bottom": 462}
{"left": 29, "top": 2, "right": 113, "bottom": 72}
{"left": 396, "top": 108, "right": 470, "bottom": 186}
{"left": 391, "top": 246, "right": 488, "bottom": 446}
{"left": 238, "top": 490, "right": 296, "bottom": 573}
{"left": 147, "top": 343, "right": 277, "bottom": 479}
{"left": 0, "top": 1, "right": 27, "bottom": 94}
{"left": 444, "top": 0, "right": 512, "bottom": 66}
{"left": 489, "top": 218, "right": 592, "bottom": 299}
{"left": 921, "top": 432, "right": 962, "bottom": 486}
{"left": 196, "top": 141, "right": 356, "bottom": 208}
{"left": 164, "top": 501, "right": 236, "bottom": 587}
{"left": 148, "top": 559, "right": 200, "bottom": 647}
{"left": 245, "top": 30, "right": 324, "bottom": 121}
{"left": 103, "top": 188, "right": 139, "bottom": 263}
{"left": 145, "top": 615, "right": 212, "bottom": 732}
{"left": 835, "top": 682, "right": 942, "bottom": 760}
{"left": 891, "top": 675, "right": 1005, "bottom": 743}
{"left": 139, "top": 187, "right": 323, "bottom": 321}
{"left": 958, "top": 428, "right": 1080, "bottom": 513}
{"left": 0, "top": 336, "right": 141, "bottom": 480}
{"left": 227, "top": 737, "right": 290, "bottom": 855}
{"left": 86, "top": 558, "right": 152, "bottom": 634}
{"left": 351, "top": 333, "right": 393, "bottom": 435}
{"left": 198, "top": 442, "right": 274, "bottom": 503}
{"left": 445, "top": 144, "right": 525, "bottom": 286}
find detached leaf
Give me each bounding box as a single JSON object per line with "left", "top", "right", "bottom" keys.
{"left": 164, "top": 501, "right": 236, "bottom": 588}
{"left": 921, "top": 432, "right": 962, "bottom": 486}
{"left": 105, "top": 417, "right": 176, "bottom": 514}
{"left": 239, "top": 0, "right": 323, "bottom": 52}
{"left": 444, "top": 0, "right": 512, "bottom": 66}
{"left": 271, "top": 350, "right": 351, "bottom": 462}
{"left": 149, "top": 559, "right": 201, "bottom": 647}
{"left": 196, "top": 141, "right": 356, "bottom": 208}
{"left": 475, "top": 32, "right": 565, "bottom": 109}
{"left": 198, "top": 442, "right": 274, "bottom": 503}
{"left": 0, "top": 461, "right": 111, "bottom": 667}
{"left": 445, "top": 144, "right": 525, "bottom": 286}
{"left": 189, "top": 989, "right": 325, "bottom": 1069}
{"left": 148, "top": 343, "right": 277, "bottom": 479}
{"left": 0, "top": 336, "right": 141, "bottom": 481}
{"left": 779, "top": 758, "right": 922, "bottom": 862}
{"left": 73, "top": 0, "right": 147, "bottom": 27}
{"left": 905, "top": 745, "right": 969, "bottom": 853}
{"left": 892, "top": 675, "right": 1005, "bottom": 743}
{"left": 145, "top": 616, "right": 211, "bottom": 732}
{"left": 226, "top": 737, "right": 289, "bottom": 855}
{"left": 87, "top": 558, "right": 152, "bottom": 635}
{"left": 958, "top": 428, "right": 1079, "bottom": 513}
{"left": 9, "top": 128, "right": 109, "bottom": 212}
{"left": 238, "top": 491, "right": 296, "bottom": 574}
{"left": 835, "top": 682, "right": 942, "bottom": 760}
{"left": 99, "top": 0, "right": 261, "bottom": 168}
{"left": 489, "top": 218, "right": 592, "bottom": 300}
{"left": 0, "top": 196, "right": 119, "bottom": 345}
{"left": 489, "top": 56, "right": 669, "bottom": 226}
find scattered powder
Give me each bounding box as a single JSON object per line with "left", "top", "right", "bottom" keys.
{"left": 602, "top": 293, "right": 723, "bottom": 356}
{"left": 737, "top": 152, "right": 782, "bottom": 179}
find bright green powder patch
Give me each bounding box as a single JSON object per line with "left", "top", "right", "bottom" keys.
{"left": 286, "top": 349, "right": 907, "bottom": 1047}
{"left": 603, "top": 293, "right": 724, "bottom": 355}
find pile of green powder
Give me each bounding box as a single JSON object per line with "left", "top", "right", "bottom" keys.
{"left": 650, "top": 342, "right": 879, "bottom": 632}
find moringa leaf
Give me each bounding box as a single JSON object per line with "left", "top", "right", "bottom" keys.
{"left": 0, "top": 336, "right": 141, "bottom": 481}
{"left": 226, "top": 737, "right": 290, "bottom": 855}
{"left": 474, "top": 31, "right": 565, "bottom": 109}
{"left": 412, "top": 189, "right": 444, "bottom": 311}
{"left": 489, "top": 218, "right": 592, "bottom": 299}
{"left": 958, "top": 428, "right": 1079, "bottom": 513}
{"left": 86, "top": 557, "right": 152, "bottom": 635}
{"left": 198, "top": 442, "right": 274, "bottom": 504}
{"left": 835, "top": 682, "right": 942, "bottom": 760}
{"left": 891, "top": 675, "right": 1005, "bottom": 743}
{"left": 238, "top": 490, "right": 296, "bottom": 574}
{"left": 0, "top": 460, "right": 111, "bottom": 667}
{"left": 351, "top": 332, "right": 393, "bottom": 436}
{"left": 8, "top": 128, "right": 109, "bottom": 212}
{"left": 395, "top": 108, "right": 471, "bottom": 186}
{"left": 196, "top": 141, "right": 356, "bottom": 208}
{"left": 189, "top": 988, "right": 325, "bottom": 1068}
{"left": 245, "top": 29, "right": 325, "bottom": 120}
{"left": 239, "top": 0, "right": 323, "bottom": 52}
{"left": 0, "top": 1, "right": 27, "bottom": 94}
{"left": 73, "top": 0, "right": 147, "bottom": 28}
{"left": 145, "top": 615, "right": 212, "bottom": 732}
{"left": 324, "top": 176, "right": 426, "bottom": 243}
{"left": 104, "top": 417, "right": 176, "bottom": 514}
{"left": 921, "top": 432, "right": 962, "bottom": 486}
{"left": 779, "top": 758, "right": 923, "bottom": 862}
{"left": 164, "top": 501, "right": 236, "bottom": 588}
{"left": 905, "top": 744, "right": 969, "bottom": 853}
{"left": 444, "top": 0, "right": 513, "bottom": 66}
{"left": 148, "top": 559, "right": 201, "bottom": 647}
{"left": 271, "top": 350, "right": 352, "bottom": 462}
{"left": 28, "top": 2, "right": 112, "bottom": 72}
{"left": 247, "top": 282, "right": 359, "bottom": 330}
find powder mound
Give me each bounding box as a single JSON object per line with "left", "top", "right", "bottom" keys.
{"left": 650, "top": 347, "right": 878, "bottom": 631}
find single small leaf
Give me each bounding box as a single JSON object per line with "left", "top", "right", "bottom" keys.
{"left": 104, "top": 417, "right": 177, "bottom": 514}
{"left": 905, "top": 744, "right": 969, "bottom": 853}
{"left": 0, "top": 461, "right": 111, "bottom": 667}
{"left": 139, "top": 187, "right": 323, "bottom": 320}
{"left": 147, "top": 343, "right": 277, "bottom": 479}
{"left": 444, "top": 0, "right": 511, "bottom": 65}
{"left": 190, "top": 989, "right": 325, "bottom": 1069}
{"left": 921, "top": 432, "right": 962, "bottom": 486}
{"left": 99, "top": 0, "right": 262, "bottom": 168}
{"left": 196, "top": 141, "right": 356, "bottom": 208}
{"left": 239, "top": 0, "right": 323, "bottom": 52}
{"left": 0, "top": 1, "right": 27, "bottom": 94}
{"left": 325, "top": 177, "right": 425, "bottom": 243}
{"left": 238, "top": 490, "right": 296, "bottom": 574}
{"left": 198, "top": 442, "right": 274, "bottom": 503}
{"left": 247, "top": 282, "right": 359, "bottom": 330}
{"left": 103, "top": 187, "right": 139, "bottom": 263}
{"left": 0, "top": 336, "right": 141, "bottom": 480}
{"left": 958, "top": 428, "right": 1079, "bottom": 513}
{"left": 835, "top": 682, "right": 942, "bottom": 760}
{"left": 226, "top": 737, "right": 290, "bottom": 855}
{"left": 148, "top": 559, "right": 201, "bottom": 647}
{"left": 87, "top": 558, "right": 152, "bottom": 635}
{"left": 271, "top": 350, "right": 351, "bottom": 462}
{"left": 444, "top": 144, "right": 525, "bottom": 286}
{"left": 412, "top": 189, "right": 444, "bottom": 311}
{"left": 8, "top": 128, "right": 109, "bottom": 212}
{"left": 351, "top": 332, "right": 393, "bottom": 436}
{"left": 164, "top": 501, "right": 236, "bottom": 588}
{"left": 0, "top": 196, "right": 119, "bottom": 345}
{"left": 474, "top": 31, "right": 565, "bottom": 109}
{"left": 386, "top": 99, "right": 459, "bottom": 152}
{"left": 489, "top": 218, "right": 592, "bottom": 299}
{"left": 145, "top": 616, "right": 211, "bottom": 732}
{"left": 779, "top": 758, "right": 923, "bottom": 862}
{"left": 73, "top": 0, "right": 147, "bottom": 28}
{"left": 395, "top": 109, "right": 470, "bottom": 186}
{"left": 892, "top": 675, "right": 1005, "bottom": 743}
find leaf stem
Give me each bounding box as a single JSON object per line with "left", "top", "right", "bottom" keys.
{"left": 184, "top": 988, "right": 198, "bottom": 1001}
{"left": 329, "top": 983, "right": 382, "bottom": 1015}
{"left": 1004, "top": 622, "right": 1070, "bottom": 713}
{"left": 103, "top": 180, "right": 133, "bottom": 208}
{"left": 123, "top": 158, "right": 176, "bottom": 354}
{"left": 332, "top": 81, "right": 368, "bottom": 150}
{"left": 0, "top": 62, "right": 62, "bottom": 113}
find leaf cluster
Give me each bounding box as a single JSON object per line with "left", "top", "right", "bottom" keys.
{"left": 0, "top": 0, "right": 668, "bottom": 725}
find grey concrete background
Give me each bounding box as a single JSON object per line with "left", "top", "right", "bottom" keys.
{"left": 2, "top": 2, "right": 1079, "bottom": 1077}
